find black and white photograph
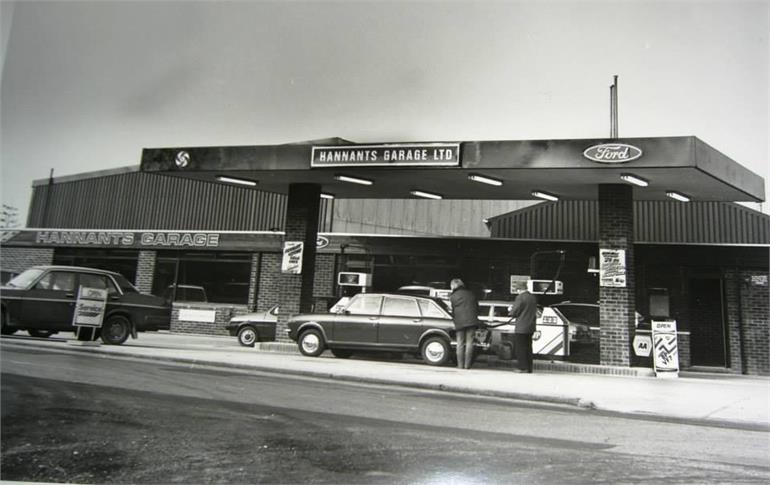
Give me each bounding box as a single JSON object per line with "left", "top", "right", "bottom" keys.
{"left": 1, "top": 0, "right": 768, "bottom": 483}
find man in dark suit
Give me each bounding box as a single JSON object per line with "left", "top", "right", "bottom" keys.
{"left": 510, "top": 286, "right": 538, "bottom": 373}
{"left": 449, "top": 278, "right": 479, "bottom": 369}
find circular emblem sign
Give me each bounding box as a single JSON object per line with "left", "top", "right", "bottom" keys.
{"left": 316, "top": 236, "right": 329, "bottom": 249}
{"left": 583, "top": 143, "right": 643, "bottom": 164}
{"left": 175, "top": 151, "right": 190, "bottom": 168}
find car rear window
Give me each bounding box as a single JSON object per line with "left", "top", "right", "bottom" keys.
{"left": 418, "top": 299, "right": 446, "bottom": 318}
{"left": 555, "top": 305, "right": 598, "bottom": 325}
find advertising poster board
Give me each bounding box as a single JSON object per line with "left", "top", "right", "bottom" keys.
{"left": 599, "top": 249, "right": 626, "bottom": 288}
{"left": 652, "top": 319, "right": 679, "bottom": 378}
{"left": 281, "top": 241, "right": 304, "bottom": 274}
{"left": 72, "top": 286, "right": 107, "bottom": 327}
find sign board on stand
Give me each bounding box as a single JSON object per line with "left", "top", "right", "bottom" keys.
{"left": 652, "top": 320, "right": 679, "bottom": 378}
{"left": 71, "top": 286, "right": 107, "bottom": 344}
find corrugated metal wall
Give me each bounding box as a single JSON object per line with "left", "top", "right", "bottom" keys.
{"left": 327, "top": 199, "right": 536, "bottom": 237}
{"left": 26, "top": 170, "right": 529, "bottom": 237}
{"left": 489, "top": 200, "right": 770, "bottom": 245}
{"left": 27, "top": 172, "right": 291, "bottom": 231}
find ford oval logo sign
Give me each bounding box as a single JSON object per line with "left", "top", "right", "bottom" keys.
{"left": 583, "top": 143, "right": 643, "bottom": 163}
{"left": 316, "top": 236, "right": 329, "bottom": 249}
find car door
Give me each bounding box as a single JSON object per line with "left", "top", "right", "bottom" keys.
{"left": 377, "top": 295, "right": 423, "bottom": 348}
{"left": 21, "top": 270, "right": 78, "bottom": 330}
{"left": 331, "top": 294, "right": 381, "bottom": 345}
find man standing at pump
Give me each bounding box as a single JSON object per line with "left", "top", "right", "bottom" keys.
{"left": 510, "top": 282, "right": 538, "bottom": 373}
{"left": 449, "top": 278, "right": 480, "bottom": 369}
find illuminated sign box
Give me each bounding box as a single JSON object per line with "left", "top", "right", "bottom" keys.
{"left": 527, "top": 280, "right": 564, "bottom": 295}
{"left": 338, "top": 272, "right": 372, "bottom": 287}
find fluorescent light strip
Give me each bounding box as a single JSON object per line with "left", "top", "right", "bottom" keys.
{"left": 531, "top": 190, "right": 559, "bottom": 202}
{"left": 410, "top": 190, "right": 443, "bottom": 200}
{"left": 334, "top": 174, "right": 373, "bottom": 186}
{"left": 620, "top": 173, "right": 649, "bottom": 187}
{"left": 320, "top": 193, "right": 335, "bottom": 199}
{"left": 666, "top": 191, "right": 691, "bottom": 202}
{"left": 468, "top": 174, "right": 503, "bottom": 186}
{"left": 216, "top": 175, "right": 257, "bottom": 187}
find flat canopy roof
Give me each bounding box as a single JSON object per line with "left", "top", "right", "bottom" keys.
{"left": 140, "top": 136, "right": 764, "bottom": 202}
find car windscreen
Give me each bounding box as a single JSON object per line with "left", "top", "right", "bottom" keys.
{"left": 111, "top": 273, "right": 140, "bottom": 294}
{"left": 5, "top": 268, "right": 45, "bottom": 289}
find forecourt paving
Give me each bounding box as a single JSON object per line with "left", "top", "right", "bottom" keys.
{"left": 1, "top": 331, "right": 767, "bottom": 430}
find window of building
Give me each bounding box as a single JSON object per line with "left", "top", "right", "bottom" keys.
{"left": 152, "top": 251, "right": 251, "bottom": 305}
{"left": 53, "top": 249, "right": 139, "bottom": 283}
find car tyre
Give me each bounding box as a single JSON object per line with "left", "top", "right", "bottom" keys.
{"left": 330, "top": 349, "right": 353, "bottom": 359}
{"left": 28, "top": 329, "right": 54, "bottom": 339}
{"left": 237, "top": 326, "right": 258, "bottom": 347}
{"left": 298, "top": 329, "right": 325, "bottom": 357}
{"left": 421, "top": 336, "right": 451, "bottom": 366}
{"left": 101, "top": 315, "right": 131, "bottom": 345}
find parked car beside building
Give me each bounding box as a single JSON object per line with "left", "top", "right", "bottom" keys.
{"left": 0, "top": 265, "right": 170, "bottom": 344}
{"left": 287, "top": 292, "right": 471, "bottom": 366}
{"left": 226, "top": 304, "right": 279, "bottom": 347}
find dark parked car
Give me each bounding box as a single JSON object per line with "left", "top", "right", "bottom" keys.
{"left": 226, "top": 304, "right": 279, "bottom": 347}
{"left": 287, "top": 292, "right": 485, "bottom": 366}
{"left": 1, "top": 265, "right": 171, "bottom": 345}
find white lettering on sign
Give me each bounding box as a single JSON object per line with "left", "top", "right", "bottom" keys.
{"left": 583, "top": 143, "right": 643, "bottom": 163}
{"left": 311, "top": 143, "right": 460, "bottom": 167}
{"left": 140, "top": 232, "right": 220, "bottom": 247}
{"left": 36, "top": 231, "right": 135, "bottom": 246}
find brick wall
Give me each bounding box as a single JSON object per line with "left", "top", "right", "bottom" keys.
{"left": 1, "top": 247, "right": 54, "bottom": 273}
{"left": 134, "top": 250, "right": 156, "bottom": 293}
{"left": 725, "top": 268, "right": 769, "bottom": 375}
{"left": 312, "top": 253, "right": 336, "bottom": 312}
{"left": 598, "top": 184, "right": 636, "bottom": 366}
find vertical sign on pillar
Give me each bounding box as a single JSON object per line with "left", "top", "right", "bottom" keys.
{"left": 281, "top": 241, "right": 304, "bottom": 274}
{"left": 652, "top": 319, "right": 679, "bottom": 378}
{"left": 599, "top": 248, "right": 626, "bottom": 287}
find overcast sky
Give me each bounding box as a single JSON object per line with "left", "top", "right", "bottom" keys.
{"left": 1, "top": 0, "right": 768, "bottom": 225}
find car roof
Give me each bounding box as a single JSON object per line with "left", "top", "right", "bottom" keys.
{"left": 479, "top": 300, "right": 515, "bottom": 305}
{"left": 29, "top": 265, "right": 122, "bottom": 277}
{"left": 551, "top": 302, "right": 598, "bottom": 308}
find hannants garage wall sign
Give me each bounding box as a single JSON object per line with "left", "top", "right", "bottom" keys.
{"left": 311, "top": 143, "right": 460, "bottom": 167}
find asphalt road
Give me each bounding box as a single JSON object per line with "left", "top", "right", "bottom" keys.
{"left": 2, "top": 344, "right": 768, "bottom": 484}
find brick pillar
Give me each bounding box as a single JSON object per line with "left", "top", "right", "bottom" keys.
{"left": 598, "top": 184, "right": 635, "bottom": 366}
{"left": 135, "top": 250, "right": 156, "bottom": 294}
{"left": 276, "top": 184, "right": 321, "bottom": 341}
{"left": 725, "top": 268, "right": 770, "bottom": 376}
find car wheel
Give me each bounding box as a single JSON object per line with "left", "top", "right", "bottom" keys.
{"left": 1, "top": 310, "right": 16, "bottom": 335}
{"left": 421, "top": 336, "right": 451, "bottom": 366}
{"left": 330, "top": 349, "right": 353, "bottom": 359}
{"left": 101, "top": 315, "right": 131, "bottom": 345}
{"left": 28, "top": 329, "right": 54, "bottom": 339}
{"left": 237, "top": 326, "right": 258, "bottom": 347}
{"left": 298, "top": 329, "right": 325, "bottom": 357}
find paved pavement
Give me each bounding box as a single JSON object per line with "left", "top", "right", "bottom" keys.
{"left": 2, "top": 331, "right": 768, "bottom": 429}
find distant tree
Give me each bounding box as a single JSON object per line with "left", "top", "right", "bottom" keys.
{"left": 1, "top": 204, "right": 19, "bottom": 228}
